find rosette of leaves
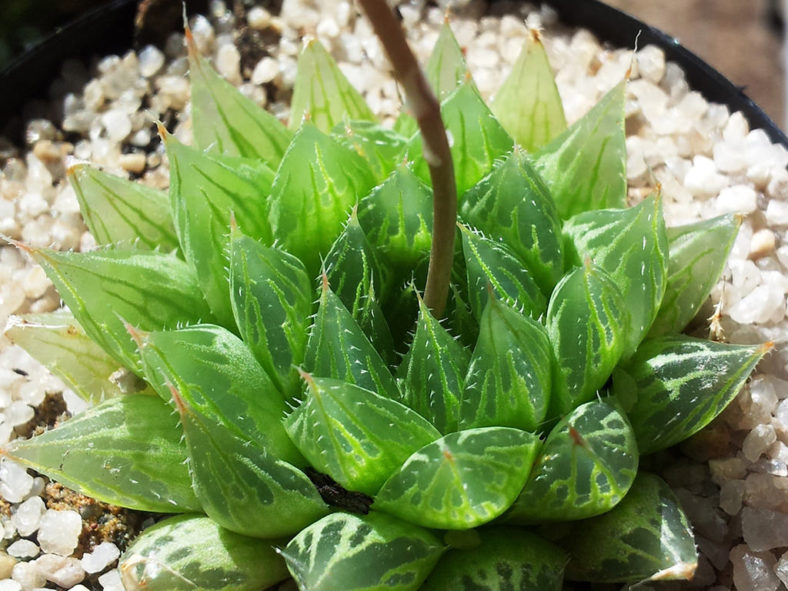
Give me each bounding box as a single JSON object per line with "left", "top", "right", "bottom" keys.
{"left": 2, "top": 8, "right": 769, "bottom": 591}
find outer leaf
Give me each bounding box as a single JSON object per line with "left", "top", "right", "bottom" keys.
{"left": 506, "top": 401, "right": 638, "bottom": 523}
{"left": 138, "top": 324, "right": 303, "bottom": 466}
{"left": 357, "top": 164, "right": 433, "bottom": 273}
{"left": 5, "top": 311, "right": 142, "bottom": 402}
{"left": 560, "top": 473, "right": 697, "bottom": 583}
{"left": 460, "top": 150, "right": 563, "bottom": 294}
{"left": 284, "top": 375, "right": 440, "bottom": 495}
{"left": 420, "top": 527, "right": 566, "bottom": 591}
{"left": 229, "top": 229, "right": 312, "bottom": 397}
{"left": 304, "top": 283, "right": 399, "bottom": 400}
{"left": 375, "top": 427, "right": 539, "bottom": 529}
{"left": 188, "top": 35, "right": 292, "bottom": 164}
{"left": 165, "top": 133, "right": 275, "bottom": 328}
{"left": 547, "top": 263, "right": 629, "bottom": 415}
{"left": 29, "top": 247, "right": 211, "bottom": 374}
{"left": 176, "top": 394, "right": 327, "bottom": 538}
{"left": 613, "top": 336, "right": 769, "bottom": 454}
{"left": 290, "top": 38, "right": 375, "bottom": 132}
{"left": 409, "top": 81, "right": 513, "bottom": 197}
{"left": 268, "top": 122, "right": 376, "bottom": 275}
{"left": 332, "top": 120, "right": 408, "bottom": 182}
{"left": 492, "top": 29, "right": 567, "bottom": 152}
{"left": 68, "top": 164, "right": 179, "bottom": 251}
{"left": 459, "top": 296, "right": 552, "bottom": 431}
{"left": 282, "top": 511, "right": 444, "bottom": 591}
{"left": 564, "top": 195, "right": 669, "bottom": 355}
{"left": 460, "top": 224, "right": 547, "bottom": 320}
{"left": 120, "top": 514, "right": 289, "bottom": 591}
{"left": 6, "top": 395, "right": 199, "bottom": 512}
{"left": 397, "top": 296, "right": 470, "bottom": 433}
{"left": 535, "top": 80, "right": 627, "bottom": 218}
{"left": 425, "top": 21, "right": 469, "bottom": 101}
{"left": 650, "top": 214, "right": 740, "bottom": 336}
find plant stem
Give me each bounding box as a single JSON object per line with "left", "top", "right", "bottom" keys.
{"left": 358, "top": 0, "right": 457, "bottom": 318}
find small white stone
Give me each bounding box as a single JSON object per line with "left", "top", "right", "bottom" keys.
{"left": 7, "top": 539, "right": 39, "bottom": 559}
{"left": 743, "top": 424, "right": 778, "bottom": 462}
{"left": 12, "top": 561, "right": 46, "bottom": 589}
{"left": 68, "top": 586, "right": 91, "bottom": 591}
{"left": 719, "top": 479, "right": 744, "bottom": 515}
{"left": 766, "top": 200, "right": 788, "bottom": 226}
{"left": 0, "top": 580, "right": 21, "bottom": 591}
{"left": 101, "top": 110, "right": 132, "bottom": 143}
{"left": 98, "top": 568, "right": 124, "bottom": 591}
{"left": 742, "top": 506, "right": 788, "bottom": 551}
{"left": 636, "top": 45, "right": 665, "bottom": 84}
{"left": 247, "top": 6, "right": 271, "bottom": 29}
{"left": 730, "top": 544, "right": 780, "bottom": 591}
{"left": 216, "top": 43, "right": 241, "bottom": 84}
{"left": 118, "top": 153, "right": 146, "bottom": 174}
{"left": 0, "top": 460, "right": 33, "bottom": 503}
{"left": 684, "top": 156, "right": 728, "bottom": 199}
{"left": 37, "top": 510, "right": 82, "bottom": 556}
{"left": 81, "top": 543, "right": 120, "bottom": 574}
{"left": 749, "top": 228, "right": 776, "bottom": 259}
{"left": 138, "top": 45, "right": 165, "bottom": 78}
{"left": 724, "top": 111, "right": 750, "bottom": 142}
{"left": 34, "top": 554, "right": 85, "bottom": 588}
{"left": 715, "top": 185, "right": 758, "bottom": 215}
{"left": 251, "top": 57, "right": 279, "bottom": 85}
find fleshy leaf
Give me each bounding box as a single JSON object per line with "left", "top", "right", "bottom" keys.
{"left": 304, "top": 282, "right": 399, "bottom": 400}
{"left": 4, "top": 311, "right": 145, "bottom": 402}
{"left": 165, "top": 133, "right": 275, "bottom": 329}
{"left": 564, "top": 195, "right": 668, "bottom": 355}
{"left": 506, "top": 401, "right": 638, "bottom": 523}
{"left": 492, "top": 29, "right": 567, "bottom": 152}
{"left": 28, "top": 247, "right": 211, "bottom": 374}
{"left": 188, "top": 32, "right": 292, "bottom": 164}
{"left": 613, "top": 336, "right": 769, "bottom": 454}
{"left": 332, "top": 120, "right": 408, "bottom": 182}
{"left": 357, "top": 164, "right": 433, "bottom": 273}
{"left": 460, "top": 224, "right": 547, "bottom": 320}
{"left": 174, "top": 391, "right": 327, "bottom": 538}
{"left": 460, "top": 150, "right": 563, "bottom": 294}
{"left": 68, "top": 164, "right": 179, "bottom": 252}
{"left": 397, "top": 296, "right": 470, "bottom": 433}
{"left": 268, "top": 122, "right": 376, "bottom": 275}
{"left": 650, "top": 214, "right": 740, "bottom": 336}
{"left": 282, "top": 511, "right": 444, "bottom": 591}
{"left": 534, "top": 79, "right": 627, "bottom": 218}
{"left": 459, "top": 296, "right": 552, "bottom": 431}
{"left": 290, "top": 38, "right": 375, "bottom": 132}
{"left": 547, "top": 263, "right": 629, "bottom": 416}
{"left": 6, "top": 395, "right": 199, "bottom": 512}
{"left": 421, "top": 527, "right": 566, "bottom": 591}
{"left": 409, "top": 81, "right": 513, "bottom": 197}
{"left": 120, "top": 514, "right": 289, "bottom": 591}
{"left": 229, "top": 229, "right": 312, "bottom": 398}
{"left": 560, "top": 473, "right": 697, "bottom": 583}
{"left": 425, "top": 21, "right": 469, "bottom": 101}
{"left": 375, "top": 427, "right": 539, "bottom": 529}
{"left": 138, "top": 324, "right": 303, "bottom": 466}
{"left": 284, "top": 374, "right": 440, "bottom": 495}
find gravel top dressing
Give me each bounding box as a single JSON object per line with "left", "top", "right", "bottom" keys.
{"left": 1, "top": 1, "right": 788, "bottom": 589}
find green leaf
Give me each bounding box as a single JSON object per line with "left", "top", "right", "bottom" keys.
{"left": 421, "top": 527, "right": 566, "bottom": 591}
{"left": 375, "top": 427, "right": 539, "bottom": 529}
{"left": 331, "top": 120, "right": 408, "bottom": 182}
{"left": 290, "top": 38, "right": 375, "bottom": 132}
{"left": 138, "top": 324, "right": 303, "bottom": 466}
{"left": 284, "top": 374, "right": 440, "bottom": 495}
{"left": 564, "top": 195, "right": 669, "bottom": 355}
{"left": 397, "top": 296, "right": 470, "bottom": 433}
{"left": 268, "top": 122, "right": 376, "bottom": 276}
{"left": 229, "top": 229, "right": 312, "bottom": 398}
{"left": 4, "top": 311, "right": 146, "bottom": 403}
{"left": 425, "top": 21, "right": 469, "bottom": 101}
{"left": 175, "top": 394, "right": 327, "bottom": 538}
{"left": 559, "top": 473, "right": 697, "bottom": 583}
{"left": 409, "top": 81, "right": 513, "bottom": 197}
{"left": 68, "top": 164, "right": 179, "bottom": 252}
{"left": 613, "top": 336, "right": 769, "bottom": 454}
{"left": 304, "top": 283, "right": 399, "bottom": 400}
{"left": 459, "top": 296, "right": 552, "bottom": 431}
{"left": 28, "top": 246, "right": 211, "bottom": 374}
{"left": 492, "top": 30, "right": 567, "bottom": 152}
{"left": 357, "top": 164, "right": 433, "bottom": 273}
{"left": 188, "top": 36, "right": 292, "bottom": 164}
{"left": 535, "top": 79, "right": 627, "bottom": 218}
{"left": 120, "top": 514, "right": 289, "bottom": 591}
{"left": 506, "top": 401, "right": 638, "bottom": 523}
{"left": 547, "top": 263, "right": 629, "bottom": 416}
{"left": 650, "top": 214, "right": 741, "bottom": 336}
{"left": 460, "top": 224, "right": 547, "bottom": 321}
{"left": 165, "top": 133, "right": 275, "bottom": 329}
{"left": 7, "top": 395, "right": 199, "bottom": 513}
{"left": 282, "top": 511, "right": 444, "bottom": 591}
{"left": 460, "top": 150, "right": 563, "bottom": 294}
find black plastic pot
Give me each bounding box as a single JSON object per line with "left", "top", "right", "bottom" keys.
{"left": 0, "top": 0, "right": 785, "bottom": 147}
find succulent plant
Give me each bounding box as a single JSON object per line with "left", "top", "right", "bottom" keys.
{"left": 2, "top": 3, "right": 770, "bottom": 590}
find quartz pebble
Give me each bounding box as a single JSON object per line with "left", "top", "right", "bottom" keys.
{"left": 6, "top": 540, "right": 39, "bottom": 559}
{"left": 98, "top": 569, "right": 124, "bottom": 591}
{"left": 36, "top": 511, "right": 82, "bottom": 556}
{"left": 0, "top": 461, "right": 33, "bottom": 504}
{"left": 80, "top": 543, "right": 120, "bottom": 574}
{"left": 33, "top": 554, "right": 85, "bottom": 588}
{"left": 730, "top": 544, "right": 781, "bottom": 591}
